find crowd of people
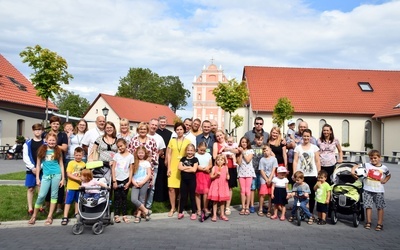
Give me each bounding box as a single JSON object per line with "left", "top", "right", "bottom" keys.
{"left": 22, "top": 115, "right": 391, "bottom": 230}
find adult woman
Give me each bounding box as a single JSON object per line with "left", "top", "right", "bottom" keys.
{"left": 293, "top": 129, "right": 321, "bottom": 215}
{"left": 88, "top": 121, "right": 118, "bottom": 184}
{"left": 267, "top": 127, "right": 287, "bottom": 167}
{"left": 66, "top": 119, "right": 88, "bottom": 164}
{"left": 317, "top": 124, "right": 343, "bottom": 184}
{"left": 117, "top": 118, "right": 134, "bottom": 142}
{"left": 128, "top": 122, "right": 158, "bottom": 166}
{"left": 165, "top": 122, "right": 191, "bottom": 217}
{"left": 212, "top": 129, "right": 237, "bottom": 215}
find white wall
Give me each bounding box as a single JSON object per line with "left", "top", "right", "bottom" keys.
{"left": 225, "top": 107, "right": 380, "bottom": 151}
{"left": 381, "top": 117, "right": 400, "bottom": 155}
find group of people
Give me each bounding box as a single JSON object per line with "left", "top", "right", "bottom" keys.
{"left": 22, "top": 115, "right": 390, "bottom": 230}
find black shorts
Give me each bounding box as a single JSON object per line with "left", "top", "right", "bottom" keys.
{"left": 316, "top": 202, "right": 328, "bottom": 213}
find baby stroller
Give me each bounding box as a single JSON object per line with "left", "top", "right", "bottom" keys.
{"left": 72, "top": 164, "right": 114, "bottom": 235}
{"left": 329, "top": 162, "right": 365, "bottom": 227}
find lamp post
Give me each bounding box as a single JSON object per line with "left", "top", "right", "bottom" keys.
{"left": 102, "top": 106, "right": 109, "bottom": 122}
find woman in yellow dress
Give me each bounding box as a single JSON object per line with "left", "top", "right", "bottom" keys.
{"left": 166, "top": 122, "right": 191, "bottom": 217}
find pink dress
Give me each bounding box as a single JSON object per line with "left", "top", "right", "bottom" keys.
{"left": 208, "top": 165, "right": 230, "bottom": 202}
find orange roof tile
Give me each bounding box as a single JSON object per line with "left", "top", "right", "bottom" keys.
{"left": 243, "top": 66, "right": 400, "bottom": 118}
{"left": 97, "top": 93, "right": 177, "bottom": 125}
{"left": 0, "top": 54, "right": 58, "bottom": 110}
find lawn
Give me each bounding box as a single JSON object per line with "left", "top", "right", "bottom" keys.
{"left": 0, "top": 170, "right": 252, "bottom": 222}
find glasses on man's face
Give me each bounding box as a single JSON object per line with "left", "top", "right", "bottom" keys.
{"left": 255, "top": 123, "right": 263, "bottom": 125}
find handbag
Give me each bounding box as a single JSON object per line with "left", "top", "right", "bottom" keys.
{"left": 89, "top": 147, "right": 100, "bottom": 161}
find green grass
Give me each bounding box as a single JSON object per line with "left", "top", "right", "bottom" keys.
{"left": 0, "top": 171, "right": 26, "bottom": 180}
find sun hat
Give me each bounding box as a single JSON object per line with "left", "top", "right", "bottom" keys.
{"left": 277, "top": 166, "right": 288, "bottom": 173}
{"left": 287, "top": 119, "right": 295, "bottom": 126}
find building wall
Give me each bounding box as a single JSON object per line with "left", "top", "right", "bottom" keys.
{"left": 381, "top": 117, "right": 400, "bottom": 155}
{"left": 228, "top": 107, "right": 382, "bottom": 152}
{"left": 0, "top": 109, "right": 43, "bottom": 145}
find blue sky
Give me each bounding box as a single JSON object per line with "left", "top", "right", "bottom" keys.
{"left": 0, "top": 0, "right": 399, "bottom": 119}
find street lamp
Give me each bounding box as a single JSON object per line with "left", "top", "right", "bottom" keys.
{"left": 102, "top": 106, "right": 109, "bottom": 121}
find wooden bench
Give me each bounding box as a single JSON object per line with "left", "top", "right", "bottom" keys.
{"left": 382, "top": 155, "right": 400, "bottom": 165}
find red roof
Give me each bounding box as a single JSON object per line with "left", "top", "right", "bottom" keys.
{"left": 0, "top": 54, "right": 58, "bottom": 109}
{"left": 243, "top": 66, "right": 400, "bottom": 118}
{"left": 96, "top": 93, "right": 177, "bottom": 125}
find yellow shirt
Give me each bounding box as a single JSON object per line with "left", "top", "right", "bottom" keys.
{"left": 66, "top": 160, "right": 86, "bottom": 190}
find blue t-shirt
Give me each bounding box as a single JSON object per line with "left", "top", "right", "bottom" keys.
{"left": 42, "top": 149, "right": 61, "bottom": 175}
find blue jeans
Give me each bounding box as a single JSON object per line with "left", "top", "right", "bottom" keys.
{"left": 291, "top": 197, "right": 312, "bottom": 218}
{"left": 35, "top": 174, "right": 61, "bottom": 208}
{"left": 146, "top": 167, "right": 158, "bottom": 209}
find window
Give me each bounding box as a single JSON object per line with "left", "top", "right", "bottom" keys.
{"left": 342, "top": 120, "right": 349, "bottom": 144}
{"left": 7, "top": 77, "right": 27, "bottom": 91}
{"left": 17, "top": 119, "right": 25, "bottom": 137}
{"left": 319, "top": 119, "right": 326, "bottom": 135}
{"left": 365, "top": 120, "right": 372, "bottom": 146}
{"left": 358, "top": 82, "right": 373, "bottom": 92}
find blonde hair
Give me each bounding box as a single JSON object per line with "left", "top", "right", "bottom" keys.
{"left": 81, "top": 169, "right": 93, "bottom": 182}
{"left": 136, "top": 122, "right": 149, "bottom": 133}
{"left": 215, "top": 154, "right": 228, "bottom": 166}
{"left": 269, "top": 126, "right": 283, "bottom": 147}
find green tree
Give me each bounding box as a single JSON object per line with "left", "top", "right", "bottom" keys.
{"left": 53, "top": 90, "right": 90, "bottom": 118}
{"left": 212, "top": 79, "right": 249, "bottom": 136}
{"left": 116, "top": 68, "right": 190, "bottom": 113}
{"left": 20, "top": 45, "right": 73, "bottom": 126}
{"left": 272, "top": 97, "right": 295, "bottom": 129}
{"left": 161, "top": 76, "right": 190, "bottom": 113}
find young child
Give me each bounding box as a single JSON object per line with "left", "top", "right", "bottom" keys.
{"left": 112, "top": 138, "right": 134, "bottom": 223}
{"left": 314, "top": 170, "right": 332, "bottom": 225}
{"left": 271, "top": 166, "right": 289, "bottom": 221}
{"left": 131, "top": 146, "right": 152, "bottom": 223}
{"left": 289, "top": 171, "right": 313, "bottom": 224}
{"left": 287, "top": 119, "right": 296, "bottom": 142}
{"left": 352, "top": 149, "right": 391, "bottom": 231}
{"left": 258, "top": 145, "right": 277, "bottom": 217}
{"left": 250, "top": 133, "right": 264, "bottom": 213}
{"left": 208, "top": 154, "right": 230, "bottom": 222}
{"left": 61, "top": 147, "right": 86, "bottom": 225}
{"left": 178, "top": 144, "right": 199, "bottom": 220}
{"left": 223, "top": 136, "right": 238, "bottom": 166}
{"left": 237, "top": 137, "right": 255, "bottom": 215}
{"left": 23, "top": 123, "right": 44, "bottom": 216}
{"left": 195, "top": 142, "right": 212, "bottom": 217}
{"left": 80, "top": 169, "right": 108, "bottom": 206}
{"left": 28, "top": 132, "right": 65, "bottom": 225}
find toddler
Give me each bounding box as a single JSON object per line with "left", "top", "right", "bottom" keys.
{"left": 271, "top": 166, "right": 289, "bottom": 221}
{"left": 289, "top": 171, "right": 313, "bottom": 224}
{"left": 314, "top": 170, "right": 332, "bottom": 225}
{"left": 80, "top": 169, "right": 108, "bottom": 206}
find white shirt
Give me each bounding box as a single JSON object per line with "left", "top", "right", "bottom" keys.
{"left": 82, "top": 128, "right": 104, "bottom": 156}
{"left": 147, "top": 132, "right": 166, "bottom": 168}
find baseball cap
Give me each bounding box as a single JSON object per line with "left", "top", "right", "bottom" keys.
{"left": 277, "top": 166, "right": 288, "bottom": 173}
{"left": 287, "top": 119, "right": 295, "bottom": 126}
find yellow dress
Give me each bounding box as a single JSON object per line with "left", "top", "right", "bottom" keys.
{"left": 167, "top": 138, "right": 191, "bottom": 188}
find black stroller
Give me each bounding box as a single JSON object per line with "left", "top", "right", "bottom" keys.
{"left": 72, "top": 165, "right": 114, "bottom": 235}
{"left": 329, "top": 162, "right": 365, "bottom": 227}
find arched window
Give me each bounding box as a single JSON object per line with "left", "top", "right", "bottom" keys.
{"left": 17, "top": 119, "right": 25, "bottom": 137}
{"left": 319, "top": 119, "right": 326, "bottom": 135}
{"left": 365, "top": 120, "right": 372, "bottom": 148}
{"left": 342, "top": 120, "right": 349, "bottom": 144}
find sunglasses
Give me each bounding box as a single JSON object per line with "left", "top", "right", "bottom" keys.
{"left": 255, "top": 123, "right": 263, "bottom": 125}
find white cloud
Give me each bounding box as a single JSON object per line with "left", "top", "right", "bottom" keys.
{"left": 1, "top": 0, "right": 399, "bottom": 106}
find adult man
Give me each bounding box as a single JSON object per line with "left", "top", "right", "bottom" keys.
{"left": 244, "top": 117, "right": 269, "bottom": 145}
{"left": 183, "top": 118, "right": 197, "bottom": 146}
{"left": 155, "top": 116, "right": 172, "bottom": 202}
{"left": 209, "top": 119, "right": 218, "bottom": 134}
{"left": 81, "top": 116, "right": 105, "bottom": 156}
{"left": 191, "top": 118, "right": 202, "bottom": 136}
{"left": 146, "top": 118, "right": 166, "bottom": 210}
{"left": 196, "top": 120, "right": 215, "bottom": 155}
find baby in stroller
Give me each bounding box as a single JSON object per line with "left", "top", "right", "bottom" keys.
{"left": 80, "top": 169, "right": 108, "bottom": 206}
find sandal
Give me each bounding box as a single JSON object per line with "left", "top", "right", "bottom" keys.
{"left": 145, "top": 210, "right": 152, "bottom": 221}
{"left": 257, "top": 211, "right": 264, "bottom": 216}
{"left": 244, "top": 209, "right": 250, "bottom": 215}
{"left": 28, "top": 217, "right": 36, "bottom": 225}
{"left": 364, "top": 222, "right": 371, "bottom": 230}
{"left": 266, "top": 212, "right": 272, "bottom": 218}
{"left": 239, "top": 209, "right": 246, "bottom": 215}
{"left": 134, "top": 216, "right": 141, "bottom": 223}
{"left": 225, "top": 207, "right": 231, "bottom": 215}
{"left": 168, "top": 209, "right": 176, "bottom": 217}
{"left": 270, "top": 215, "right": 278, "bottom": 220}
{"left": 45, "top": 217, "right": 53, "bottom": 225}
{"left": 280, "top": 215, "right": 286, "bottom": 221}
{"left": 220, "top": 216, "right": 229, "bottom": 221}
{"left": 307, "top": 218, "right": 314, "bottom": 225}
{"left": 61, "top": 217, "right": 69, "bottom": 226}
{"left": 114, "top": 215, "right": 121, "bottom": 223}
{"left": 317, "top": 219, "right": 326, "bottom": 225}
{"left": 375, "top": 224, "right": 383, "bottom": 231}
{"left": 288, "top": 216, "right": 294, "bottom": 222}
{"left": 122, "top": 216, "right": 130, "bottom": 223}
{"left": 211, "top": 216, "right": 217, "bottom": 222}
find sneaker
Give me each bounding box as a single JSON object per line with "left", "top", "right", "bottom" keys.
{"left": 190, "top": 214, "right": 197, "bottom": 220}
{"left": 178, "top": 213, "right": 184, "bottom": 219}
{"left": 249, "top": 206, "right": 255, "bottom": 213}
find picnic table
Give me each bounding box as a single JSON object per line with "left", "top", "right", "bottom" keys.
{"left": 342, "top": 150, "right": 368, "bottom": 163}
{"left": 0, "top": 145, "right": 12, "bottom": 159}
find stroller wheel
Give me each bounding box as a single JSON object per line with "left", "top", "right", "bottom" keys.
{"left": 110, "top": 212, "right": 115, "bottom": 225}
{"left": 72, "top": 223, "right": 84, "bottom": 235}
{"left": 92, "top": 222, "right": 104, "bottom": 235}
{"left": 330, "top": 210, "right": 338, "bottom": 225}
{"left": 352, "top": 213, "right": 360, "bottom": 227}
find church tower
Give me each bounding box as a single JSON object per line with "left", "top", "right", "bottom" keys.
{"left": 192, "top": 59, "right": 229, "bottom": 129}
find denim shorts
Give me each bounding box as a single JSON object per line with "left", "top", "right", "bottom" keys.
{"left": 251, "top": 172, "right": 261, "bottom": 191}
